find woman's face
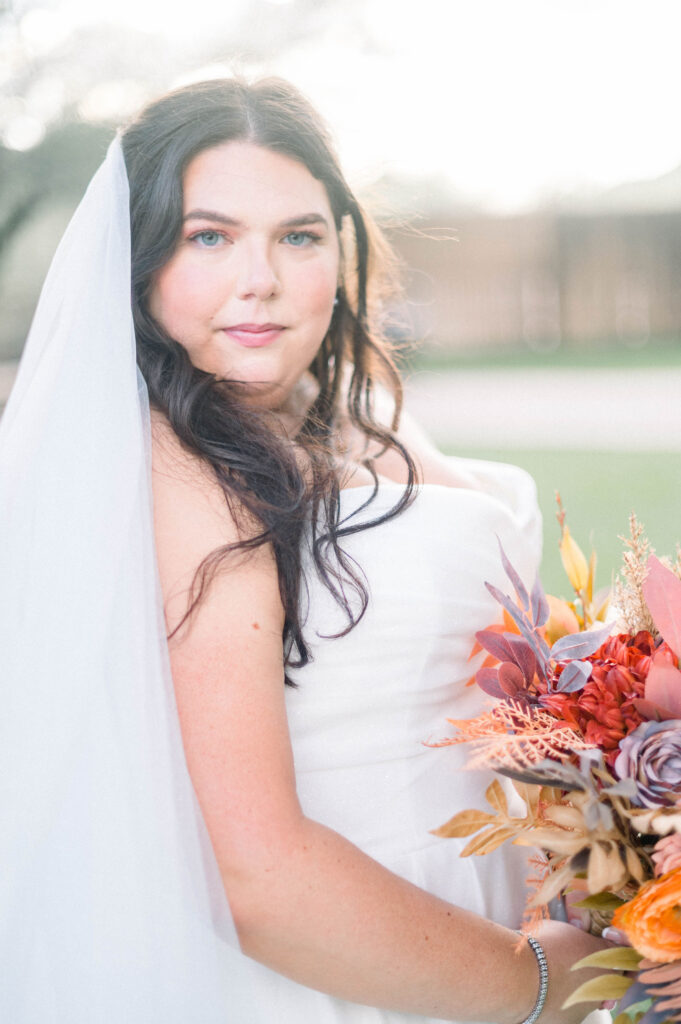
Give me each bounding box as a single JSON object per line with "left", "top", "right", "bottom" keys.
{"left": 149, "top": 141, "right": 340, "bottom": 409}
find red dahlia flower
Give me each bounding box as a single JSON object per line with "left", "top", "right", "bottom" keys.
{"left": 541, "top": 631, "right": 660, "bottom": 766}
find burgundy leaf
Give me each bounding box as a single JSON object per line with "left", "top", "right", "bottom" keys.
{"left": 506, "top": 633, "right": 537, "bottom": 686}
{"left": 485, "top": 582, "right": 550, "bottom": 676}
{"left": 497, "top": 536, "right": 530, "bottom": 612}
{"left": 485, "top": 581, "right": 530, "bottom": 634}
{"left": 475, "top": 629, "right": 516, "bottom": 664}
{"left": 550, "top": 622, "right": 612, "bottom": 662}
{"left": 498, "top": 661, "right": 525, "bottom": 696}
{"left": 531, "top": 576, "right": 550, "bottom": 628}
{"left": 553, "top": 660, "right": 591, "bottom": 694}
{"left": 476, "top": 667, "right": 505, "bottom": 699}
{"left": 642, "top": 554, "right": 681, "bottom": 660}
{"left": 645, "top": 650, "right": 681, "bottom": 717}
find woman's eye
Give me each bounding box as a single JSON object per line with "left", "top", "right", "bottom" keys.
{"left": 190, "top": 230, "right": 224, "bottom": 247}
{"left": 283, "top": 231, "right": 317, "bottom": 247}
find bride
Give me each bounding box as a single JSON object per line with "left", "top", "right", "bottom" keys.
{"left": 0, "top": 77, "right": 608, "bottom": 1022}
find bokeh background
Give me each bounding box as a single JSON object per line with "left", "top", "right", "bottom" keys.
{"left": 2, "top": 0, "right": 681, "bottom": 594}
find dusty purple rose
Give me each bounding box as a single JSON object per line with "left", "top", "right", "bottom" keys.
{"left": 613, "top": 719, "right": 681, "bottom": 808}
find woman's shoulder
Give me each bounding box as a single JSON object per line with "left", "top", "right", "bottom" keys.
{"left": 150, "top": 409, "right": 229, "bottom": 592}
{"left": 149, "top": 407, "right": 214, "bottom": 489}
{"left": 149, "top": 406, "right": 242, "bottom": 532}
{"left": 148, "top": 407, "right": 280, "bottom": 635}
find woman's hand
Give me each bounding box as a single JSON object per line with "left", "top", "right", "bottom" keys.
{"left": 533, "top": 920, "right": 614, "bottom": 1024}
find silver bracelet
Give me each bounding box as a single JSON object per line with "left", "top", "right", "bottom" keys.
{"left": 519, "top": 933, "right": 549, "bottom": 1024}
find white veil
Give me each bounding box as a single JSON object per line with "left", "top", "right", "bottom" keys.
{"left": 0, "top": 138, "right": 264, "bottom": 1021}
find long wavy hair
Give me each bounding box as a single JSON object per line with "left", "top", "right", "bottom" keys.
{"left": 121, "top": 77, "right": 417, "bottom": 678}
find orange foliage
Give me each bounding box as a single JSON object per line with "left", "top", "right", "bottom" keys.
{"left": 439, "top": 700, "right": 592, "bottom": 771}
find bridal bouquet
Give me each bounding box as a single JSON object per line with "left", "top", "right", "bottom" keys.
{"left": 435, "top": 508, "right": 681, "bottom": 1022}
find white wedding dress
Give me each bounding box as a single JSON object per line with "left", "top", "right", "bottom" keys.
{"left": 240, "top": 459, "right": 543, "bottom": 1023}
{"left": 1, "top": 138, "right": 594, "bottom": 1024}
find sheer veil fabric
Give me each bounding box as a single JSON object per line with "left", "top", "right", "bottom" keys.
{"left": 0, "top": 138, "right": 264, "bottom": 1021}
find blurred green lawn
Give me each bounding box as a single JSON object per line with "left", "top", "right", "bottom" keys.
{"left": 406, "top": 336, "right": 681, "bottom": 373}
{"left": 443, "top": 446, "right": 681, "bottom": 600}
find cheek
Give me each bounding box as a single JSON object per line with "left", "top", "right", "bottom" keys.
{"left": 295, "top": 262, "right": 338, "bottom": 319}
{"left": 150, "top": 261, "right": 220, "bottom": 327}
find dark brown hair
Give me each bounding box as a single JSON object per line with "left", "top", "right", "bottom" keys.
{"left": 121, "top": 77, "right": 416, "bottom": 678}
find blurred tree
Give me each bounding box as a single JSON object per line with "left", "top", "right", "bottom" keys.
{"left": 0, "top": 0, "right": 368, "bottom": 357}
{"left": 0, "top": 0, "right": 368, "bottom": 252}
{"left": 0, "top": 122, "right": 111, "bottom": 258}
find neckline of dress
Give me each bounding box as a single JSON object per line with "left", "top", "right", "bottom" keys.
{"left": 338, "top": 480, "right": 472, "bottom": 500}
{"left": 339, "top": 481, "right": 403, "bottom": 495}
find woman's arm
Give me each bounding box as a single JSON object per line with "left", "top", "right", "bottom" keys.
{"left": 151, "top": 419, "right": 606, "bottom": 1023}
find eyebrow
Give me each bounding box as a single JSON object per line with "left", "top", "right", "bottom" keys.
{"left": 183, "top": 210, "right": 330, "bottom": 230}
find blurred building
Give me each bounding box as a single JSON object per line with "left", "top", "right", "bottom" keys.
{"left": 389, "top": 172, "right": 681, "bottom": 354}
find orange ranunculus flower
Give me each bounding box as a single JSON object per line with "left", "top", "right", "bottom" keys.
{"left": 612, "top": 867, "right": 681, "bottom": 963}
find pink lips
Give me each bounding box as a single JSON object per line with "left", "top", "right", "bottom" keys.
{"left": 222, "top": 323, "right": 285, "bottom": 348}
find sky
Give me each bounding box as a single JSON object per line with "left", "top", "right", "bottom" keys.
{"left": 5, "top": 0, "right": 681, "bottom": 211}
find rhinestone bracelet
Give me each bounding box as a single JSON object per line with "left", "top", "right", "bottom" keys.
{"left": 519, "top": 933, "right": 549, "bottom": 1024}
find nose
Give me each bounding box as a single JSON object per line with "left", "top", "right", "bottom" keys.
{"left": 235, "top": 241, "right": 280, "bottom": 301}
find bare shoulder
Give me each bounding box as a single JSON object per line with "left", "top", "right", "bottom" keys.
{"left": 149, "top": 406, "right": 239, "bottom": 570}
{"left": 150, "top": 407, "right": 219, "bottom": 501}
{"left": 148, "top": 407, "right": 282, "bottom": 639}
{"left": 146, "top": 419, "right": 298, "bottom": 891}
